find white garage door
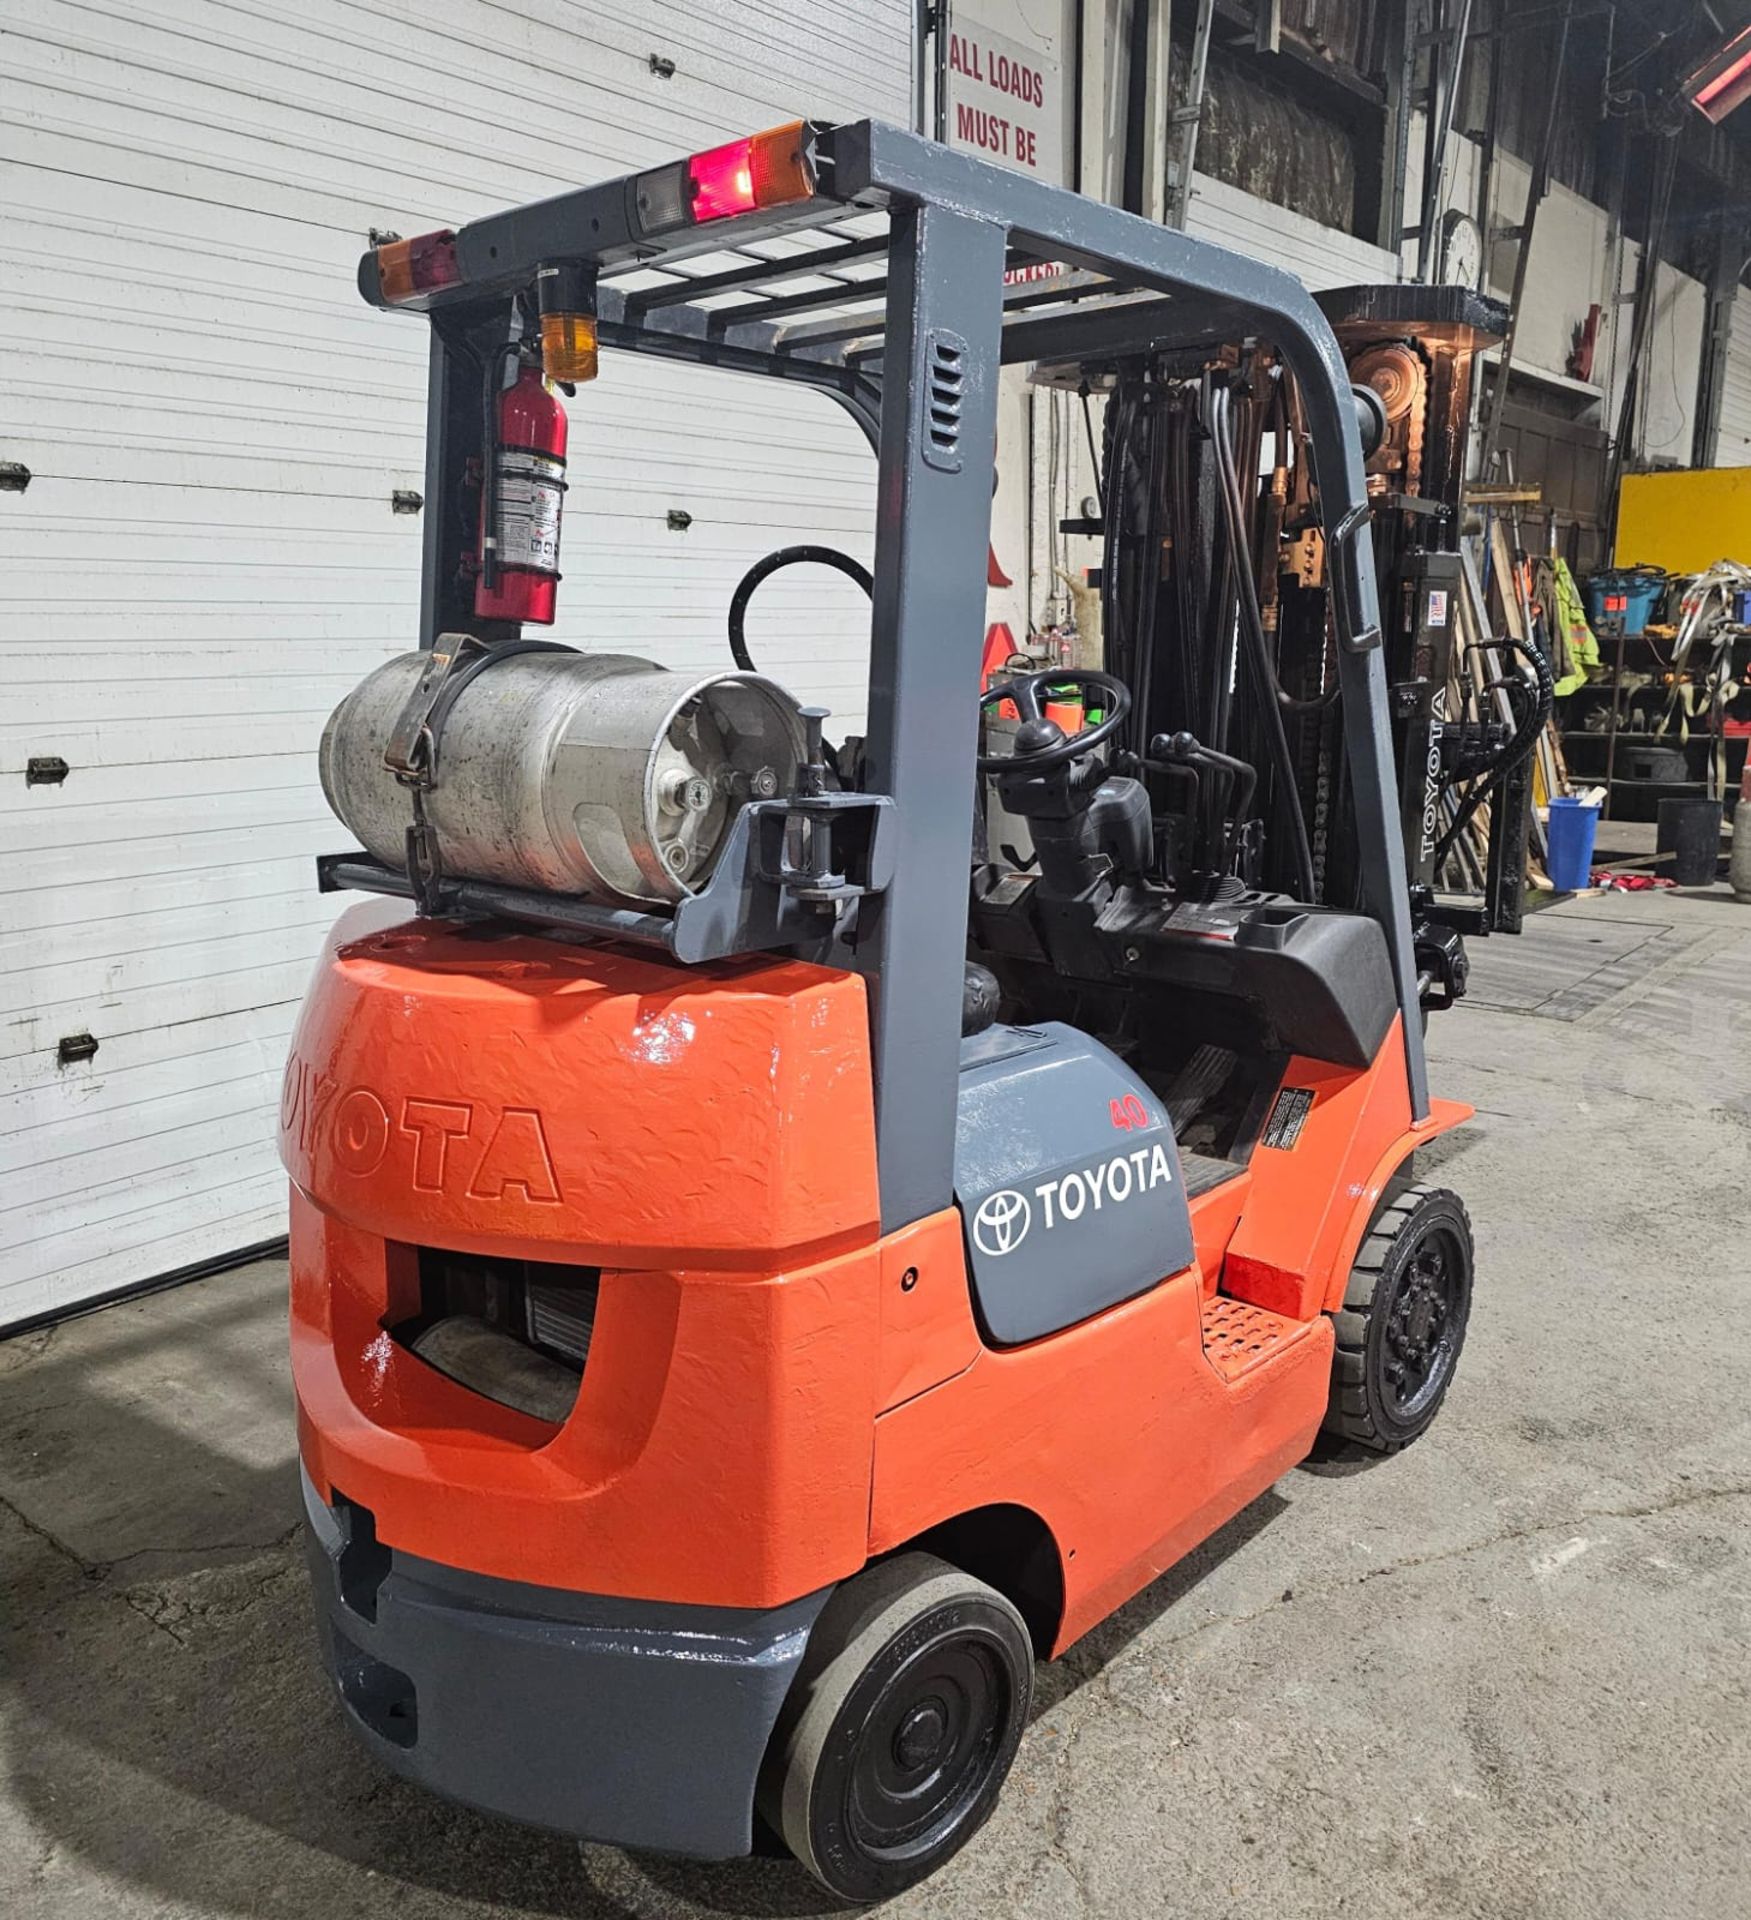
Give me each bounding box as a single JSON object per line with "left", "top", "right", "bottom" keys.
{"left": 1189, "top": 171, "right": 1399, "bottom": 292}
{"left": 0, "top": 0, "right": 911, "bottom": 1328}
{"left": 1716, "top": 297, "right": 1751, "bottom": 467}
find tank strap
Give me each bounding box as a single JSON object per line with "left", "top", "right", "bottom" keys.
{"left": 382, "top": 633, "right": 577, "bottom": 914}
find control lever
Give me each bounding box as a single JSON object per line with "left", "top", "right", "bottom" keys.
{"left": 1149, "top": 732, "right": 1258, "bottom": 822}
{"left": 1146, "top": 732, "right": 1259, "bottom": 876}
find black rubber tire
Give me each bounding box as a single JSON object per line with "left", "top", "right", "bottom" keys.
{"left": 757, "top": 1552, "right": 1033, "bottom": 1903}
{"left": 1324, "top": 1184, "right": 1473, "bottom": 1454}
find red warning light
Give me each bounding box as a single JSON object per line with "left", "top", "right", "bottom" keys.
{"left": 632, "top": 121, "right": 816, "bottom": 236}
{"left": 689, "top": 137, "right": 760, "bottom": 221}
{"left": 687, "top": 122, "right": 813, "bottom": 225}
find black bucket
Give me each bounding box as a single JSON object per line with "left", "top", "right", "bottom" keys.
{"left": 1656, "top": 797, "right": 1724, "bottom": 886}
{"left": 1621, "top": 742, "right": 1689, "bottom": 783}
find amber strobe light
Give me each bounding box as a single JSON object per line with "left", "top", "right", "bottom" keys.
{"left": 374, "top": 229, "right": 460, "bottom": 304}
{"left": 633, "top": 121, "right": 814, "bottom": 236}
{"left": 536, "top": 261, "right": 599, "bottom": 383}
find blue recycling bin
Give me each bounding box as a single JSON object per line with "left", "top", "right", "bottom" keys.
{"left": 1546, "top": 796, "right": 1599, "bottom": 891}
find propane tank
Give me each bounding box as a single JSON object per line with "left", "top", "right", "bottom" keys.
{"left": 476, "top": 359, "right": 568, "bottom": 625}
{"left": 320, "top": 652, "right": 806, "bottom": 906}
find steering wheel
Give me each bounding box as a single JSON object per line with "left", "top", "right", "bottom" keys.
{"left": 977, "top": 669, "right": 1131, "bottom": 775}
{"left": 728, "top": 545, "right": 873, "bottom": 674}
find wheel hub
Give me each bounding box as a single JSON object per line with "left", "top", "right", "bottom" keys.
{"left": 845, "top": 1634, "right": 1013, "bottom": 1865}
{"left": 893, "top": 1698, "right": 949, "bottom": 1771}
{"left": 1381, "top": 1232, "right": 1461, "bottom": 1418}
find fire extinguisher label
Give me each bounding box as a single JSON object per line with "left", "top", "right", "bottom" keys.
{"left": 497, "top": 449, "right": 564, "bottom": 573}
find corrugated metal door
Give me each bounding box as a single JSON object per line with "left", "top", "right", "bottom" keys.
{"left": 1715, "top": 300, "right": 1751, "bottom": 468}
{"left": 0, "top": 0, "right": 910, "bottom": 1327}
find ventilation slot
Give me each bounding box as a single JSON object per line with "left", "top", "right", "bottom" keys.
{"left": 394, "top": 1247, "right": 601, "bottom": 1426}
{"left": 921, "top": 330, "right": 967, "bottom": 471}
{"left": 527, "top": 1280, "right": 597, "bottom": 1365}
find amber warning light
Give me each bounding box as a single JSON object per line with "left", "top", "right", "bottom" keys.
{"left": 634, "top": 121, "right": 814, "bottom": 236}
{"left": 536, "top": 260, "right": 599, "bottom": 384}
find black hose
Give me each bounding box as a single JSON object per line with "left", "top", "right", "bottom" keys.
{"left": 1209, "top": 385, "right": 1318, "bottom": 904}
{"left": 727, "top": 545, "right": 873, "bottom": 674}
{"left": 1132, "top": 381, "right": 1165, "bottom": 755}
{"left": 479, "top": 339, "right": 522, "bottom": 595}
{"left": 1098, "top": 385, "right": 1135, "bottom": 722}
{"left": 1080, "top": 387, "right": 1102, "bottom": 500}
{"left": 1430, "top": 635, "right": 1554, "bottom": 876}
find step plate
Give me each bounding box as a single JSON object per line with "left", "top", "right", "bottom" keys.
{"left": 1201, "top": 1295, "right": 1314, "bottom": 1382}
{"left": 1180, "top": 1150, "right": 1246, "bottom": 1200}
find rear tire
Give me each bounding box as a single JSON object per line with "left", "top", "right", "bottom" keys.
{"left": 758, "top": 1552, "right": 1033, "bottom": 1903}
{"left": 1324, "top": 1184, "right": 1473, "bottom": 1453}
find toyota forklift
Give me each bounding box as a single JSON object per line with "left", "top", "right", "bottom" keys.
{"left": 283, "top": 119, "right": 1483, "bottom": 1901}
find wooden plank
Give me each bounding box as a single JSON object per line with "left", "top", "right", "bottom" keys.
{"left": 1463, "top": 484, "right": 1543, "bottom": 505}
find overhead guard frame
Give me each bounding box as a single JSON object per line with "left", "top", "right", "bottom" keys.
{"left": 366, "top": 118, "right": 1429, "bottom": 1233}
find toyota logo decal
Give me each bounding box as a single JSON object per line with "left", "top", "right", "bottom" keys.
{"left": 972, "top": 1188, "right": 1031, "bottom": 1257}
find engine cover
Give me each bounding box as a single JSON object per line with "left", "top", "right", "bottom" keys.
{"left": 954, "top": 1023, "right": 1196, "bottom": 1346}
{"left": 279, "top": 899, "right": 878, "bottom": 1266}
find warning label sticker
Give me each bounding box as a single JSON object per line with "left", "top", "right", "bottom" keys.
{"left": 1261, "top": 1086, "right": 1315, "bottom": 1150}
{"left": 496, "top": 451, "right": 564, "bottom": 571}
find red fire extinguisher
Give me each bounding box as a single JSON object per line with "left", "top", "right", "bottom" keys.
{"left": 475, "top": 356, "right": 568, "bottom": 625}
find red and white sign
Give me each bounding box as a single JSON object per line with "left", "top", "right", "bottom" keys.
{"left": 1003, "top": 257, "right": 1069, "bottom": 286}
{"left": 945, "top": 6, "right": 1066, "bottom": 185}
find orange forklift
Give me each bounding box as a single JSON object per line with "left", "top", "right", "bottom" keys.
{"left": 283, "top": 119, "right": 1484, "bottom": 1900}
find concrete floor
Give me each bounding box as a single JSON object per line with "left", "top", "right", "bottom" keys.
{"left": 4, "top": 882, "right": 1750, "bottom": 1920}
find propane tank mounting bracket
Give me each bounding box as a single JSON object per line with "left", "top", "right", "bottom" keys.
{"left": 316, "top": 791, "right": 895, "bottom": 965}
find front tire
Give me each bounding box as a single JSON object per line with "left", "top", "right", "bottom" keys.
{"left": 1324, "top": 1184, "right": 1473, "bottom": 1453}
{"left": 759, "top": 1552, "right": 1034, "bottom": 1903}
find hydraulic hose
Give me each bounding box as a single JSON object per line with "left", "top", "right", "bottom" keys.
{"left": 1132, "top": 380, "right": 1165, "bottom": 753}
{"left": 1430, "top": 634, "right": 1554, "bottom": 876}
{"left": 1208, "top": 384, "right": 1318, "bottom": 904}
{"left": 727, "top": 545, "right": 873, "bottom": 674}
{"left": 1098, "top": 384, "right": 1136, "bottom": 742}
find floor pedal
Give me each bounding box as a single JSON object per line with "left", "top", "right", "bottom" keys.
{"left": 1200, "top": 1295, "right": 1315, "bottom": 1382}
{"left": 1165, "top": 1042, "right": 1237, "bottom": 1133}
